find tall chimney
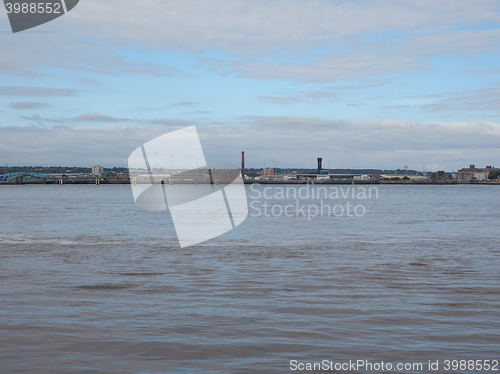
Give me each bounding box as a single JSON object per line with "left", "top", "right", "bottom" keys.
{"left": 317, "top": 157, "right": 323, "bottom": 174}
{"left": 241, "top": 151, "right": 245, "bottom": 179}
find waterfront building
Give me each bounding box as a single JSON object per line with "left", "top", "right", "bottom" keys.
{"left": 91, "top": 165, "right": 104, "bottom": 174}
{"left": 457, "top": 165, "right": 495, "bottom": 182}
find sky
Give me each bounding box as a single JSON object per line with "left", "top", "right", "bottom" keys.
{"left": 1, "top": 0, "right": 500, "bottom": 171}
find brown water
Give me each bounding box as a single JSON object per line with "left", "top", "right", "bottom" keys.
{"left": 1, "top": 184, "right": 499, "bottom": 373}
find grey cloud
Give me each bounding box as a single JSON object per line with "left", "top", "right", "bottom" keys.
{"left": 9, "top": 102, "right": 50, "bottom": 110}
{"left": 201, "top": 117, "right": 500, "bottom": 170}
{"left": 428, "top": 86, "right": 500, "bottom": 115}
{"left": 387, "top": 85, "right": 500, "bottom": 116}
{"left": 302, "top": 91, "right": 338, "bottom": 100}
{"left": 17, "top": 112, "right": 195, "bottom": 127}
{"left": 0, "top": 125, "right": 169, "bottom": 167}
{"left": 122, "top": 61, "right": 182, "bottom": 77}
{"left": 172, "top": 101, "right": 198, "bottom": 107}
{"left": 239, "top": 53, "right": 419, "bottom": 83}
{"left": 2, "top": 118, "right": 500, "bottom": 169}
{"left": 0, "top": 31, "right": 183, "bottom": 78}
{"left": 21, "top": 114, "right": 45, "bottom": 122}
{"left": 258, "top": 90, "right": 339, "bottom": 105}
{"left": 74, "top": 113, "right": 127, "bottom": 123}
{"left": 0, "top": 86, "right": 79, "bottom": 97}
{"left": 18, "top": 113, "right": 125, "bottom": 125}
{"left": 258, "top": 96, "right": 305, "bottom": 105}
{"left": 148, "top": 118, "right": 194, "bottom": 127}
{"left": 70, "top": 0, "right": 500, "bottom": 53}
{"left": 399, "top": 29, "right": 500, "bottom": 57}
{"left": 2, "top": 0, "right": 499, "bottom": 84}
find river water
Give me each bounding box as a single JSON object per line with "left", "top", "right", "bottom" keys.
{"left": 1, "top": 184, "right": 499, "bottom": 373}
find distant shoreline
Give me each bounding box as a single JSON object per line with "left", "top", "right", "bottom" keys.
{"left": 244, "top": 180, "right": 500, "bottom": 185}
{"left": 2, "top": 180, "right": 500, "bottom": 185}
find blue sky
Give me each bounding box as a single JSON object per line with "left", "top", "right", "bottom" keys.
{"left": 1, "top": 0, "right": 500, "bottom": 170}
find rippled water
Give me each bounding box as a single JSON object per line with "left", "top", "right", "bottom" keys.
{"left": 1, "top": 184, "right": 500, "bottom": 373}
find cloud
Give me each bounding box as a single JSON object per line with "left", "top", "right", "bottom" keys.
{"left": 400, "top": 29, "right": 500, "bottom": 57}
{"left": 15, "top": 112, "right": 197, "bottom": 127}
{"left": 2, "top": 118, "right": 499, "bottom": 170}
{"left": 2, "top": 0, "right": 500, "bottom": 84}
{"left": 120, "top": 61, "right": 182, "bottom": 77}
{"left": 62, "top": 0, "right": 500, "bottom": 84}
{"left": 67, "top": 0, "right": 500, "bottom": 53}
{"left": 302, "top": 90, "right": 338, "bottom": 100}
{"left": 74, "top": 112, "right": 127, "bottom": 123}
{"left": 0, "top": 125, "right": 164, "bottom": 166}
{"left": 9, "top": 102, "right": 50, "bottom": 110}
{"left": 258, "top": 90, "right": 340, "bottom": 105}
{"left": 20, "top": 114, "right": 49, "bottom": 124}
{"left": 0, "top": 86, "right": 79, "bottom": 97}
{"left": 258, "top": 96, "right": 304, "bottom": 105}
{"left": 199, "top": 117, "right": 500, "bottom": 170}
{"left": 172, "top": 101, "right": 198, "bottom": 107}
{"left": 0, "top": 29, "right": 183, "bottom": 78}
{"left": 238, "top": 53, "right": 419, "bottom": 83}
{"left": 386, "top": 84, "right": 500, "bottom": 117}
{"left": 148, "top": 118, "right": 194, "bottom": 127}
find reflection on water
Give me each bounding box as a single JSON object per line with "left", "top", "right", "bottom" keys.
{"left": 1, "top": 184, "right": 500, "bottom": 373}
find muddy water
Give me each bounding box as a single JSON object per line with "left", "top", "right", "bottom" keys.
{"left": 1, "top": 184, "right": 499, "bottom": 373}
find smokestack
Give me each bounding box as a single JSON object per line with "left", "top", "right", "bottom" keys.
{"left": 241, "top": 151, "right": 245, "bottom": 179}
{"left": 317, "top": 157, "right": 322, "bottom": 174}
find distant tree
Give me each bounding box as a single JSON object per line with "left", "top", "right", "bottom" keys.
{"left": 430, "top": 172, "right": 437, "bottom": 180}
{"left": 489, "top": 170, "right": 500, "bottom": 180}
{"left": 402, "top": 176, "right": 410, "bottom": 180}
